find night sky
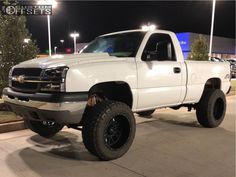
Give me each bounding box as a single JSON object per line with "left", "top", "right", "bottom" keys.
{"left": 25, "top": 1, "right": 235, "bottom": 53}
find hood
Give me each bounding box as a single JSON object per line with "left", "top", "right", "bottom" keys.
{"left": 15, "top": 53, "right": 125, "bottom": 69}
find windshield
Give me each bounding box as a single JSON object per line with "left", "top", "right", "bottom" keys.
{"left": 81, "top": 32, "right": 145, "bottom": 57}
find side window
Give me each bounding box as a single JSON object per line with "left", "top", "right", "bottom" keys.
{"left": 142, "top": 34, "right": 176, "bottom": 61}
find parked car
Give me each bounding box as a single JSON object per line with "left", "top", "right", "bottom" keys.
{"left": 209, "top": 57, "right": 227, "bottom": 62}
{"left": 2, "top": 29, "right": 231, "bottom": 160}
{"left": 227, "top": 58, "right": 236, "bottom": 78}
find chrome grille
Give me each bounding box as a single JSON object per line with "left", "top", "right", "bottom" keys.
{"left": 232, "top": 65, "right": 236, "bottom": 71}
{"left": 10, "top": 68, "right": 42, "bottom": 93}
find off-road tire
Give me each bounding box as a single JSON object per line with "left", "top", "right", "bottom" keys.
{"left": 137, "top": 109, "right": 155, "bottom": 117}
{"left": 25, "top": 119, "right": 64, "bottom": 138}
{"left": 196, "top": 89, "right": 226, "bottom": 128}
{"left": 82, "top": 101, "right": 136, "bottom": 160}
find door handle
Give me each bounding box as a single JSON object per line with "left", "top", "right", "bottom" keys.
{"left": 173, "top": 67, "right": 181, "bottom": 73}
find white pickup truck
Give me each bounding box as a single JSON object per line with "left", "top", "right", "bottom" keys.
{"left": 2, "top": 29, "right": 231, "bottom": 160}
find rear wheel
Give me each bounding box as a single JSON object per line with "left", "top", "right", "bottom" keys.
{"left": 82, "top": 101, "right": 136, "bottom": 160}
{"left": 25, "top": 119, "right": 64, "bottom": 138}
{"left": 137, "top": 109, "right": 155, "bottom": 117}
{"left": 196, "top": 89, "right": 226, "bottom": 128}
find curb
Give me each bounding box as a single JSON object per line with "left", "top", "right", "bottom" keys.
{"left": 0, "top": 121, "right": 26, "bottom": 133}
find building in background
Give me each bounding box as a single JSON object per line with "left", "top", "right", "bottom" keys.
{"left": 176, "top": 32, "right": 235, "bottom": 59}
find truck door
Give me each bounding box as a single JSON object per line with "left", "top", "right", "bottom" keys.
{"left": 137, "top": 33, "right": 183, "bottom": 109}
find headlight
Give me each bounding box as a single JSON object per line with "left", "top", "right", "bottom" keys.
{"left": 40, "top": 66, "right": 69, "bottom": 92}
{"left": 8, "top": 68, "right": 13, "bottom": 87}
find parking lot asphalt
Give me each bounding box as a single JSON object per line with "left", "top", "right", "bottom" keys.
{"left": 0, "top": 95, "right": 235, "bottom": 177}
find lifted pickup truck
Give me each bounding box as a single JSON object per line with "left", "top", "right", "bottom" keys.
{"left": 2, "top": 29, "right": 231, "bottom": 160}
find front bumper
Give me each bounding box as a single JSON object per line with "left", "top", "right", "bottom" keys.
{"left": 2, "top": 88, "right": 88, "bottom": 124}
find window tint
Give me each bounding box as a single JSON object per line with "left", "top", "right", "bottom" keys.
{"left": 142, "top": 34, "right": 176, "bottom": 61}
{"left": 82, "top": 32, "right": 145, "bottom": 57}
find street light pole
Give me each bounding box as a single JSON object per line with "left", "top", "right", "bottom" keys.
{"left": 37, "top": 0, "right": 57, "bottom": 57}
{"left": 70, "top": 32, "right": 79, "bottom": 54}
{"left": 73, "top": 36, "right": 76, "bottom": 54}
{"left": 47, "top": 15, "right": 52, "bottom": 56}
{"left": 209, "top": 0, "right": 216, "bottom": 58}
{"left": 60, "top": 39, "right": 64, "bottom": 46}
{"left": 54, "top": 46, "right": 57, "bottom": 54}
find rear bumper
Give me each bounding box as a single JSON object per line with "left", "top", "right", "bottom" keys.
{"left": 2, "top": 88, "right": 88, "bottom": 124}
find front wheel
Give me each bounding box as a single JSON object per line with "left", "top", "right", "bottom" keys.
{"left": 82, "top": 101, "right": 136, "bottom": 160}
{"left": 25, "top": 119, "right": 64, "bottom": 138}
{"left": 196, "top": 89, "right": 226, "bottom": 128}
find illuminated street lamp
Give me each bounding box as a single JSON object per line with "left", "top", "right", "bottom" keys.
{"left": 37, "top": 0, "right": 58, "bottom": 57}
{"left": 209, "top": 0, "right": 216, "bottom": 58}
{"left": 60, "top": 40, "right": 64, "bottom": 53}
{"left": 70, "top": 32, "right": 79, "bottom": 54}
{"left": 60, "top": 39, "right": 64, "bottom": 45}
{"left": 141, "top": 24, "right": 156, "bottom": 31}
{"left": 23, "top": 38, "right": 31, "bottom": 44}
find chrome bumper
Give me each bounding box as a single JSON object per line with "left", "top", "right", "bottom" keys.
{"left": 3, "top": 94, "right": 87, "bottom": 112}
{"left": 2, "top": 88, "right": 88, "bottom": 124}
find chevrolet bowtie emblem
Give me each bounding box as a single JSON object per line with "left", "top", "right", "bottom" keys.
{"left": 12, "top": 75, "right": 25, "bottom": 84}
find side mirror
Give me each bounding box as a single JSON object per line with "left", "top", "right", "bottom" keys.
{"left": 142, "top": 50, "right": 157, "bottom": 61}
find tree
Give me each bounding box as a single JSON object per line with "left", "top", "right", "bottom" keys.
{"left": 0, "top": 2, "right": 39, "bottom": 94}
{"left": 187, "top": 35, "right": 209, "bottom": 61}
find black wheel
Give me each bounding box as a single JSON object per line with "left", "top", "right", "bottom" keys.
{"left": 137, "top": 109, "right": 155, "bottom": 117}
{"left": 82, "top": 101, "right": 136, "bottom": 160}
{"left": 25, "top": 119, "right": 64, "bottom": 138}
{"left": 196, "top": 89, "right": 226, "bottom": 128}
